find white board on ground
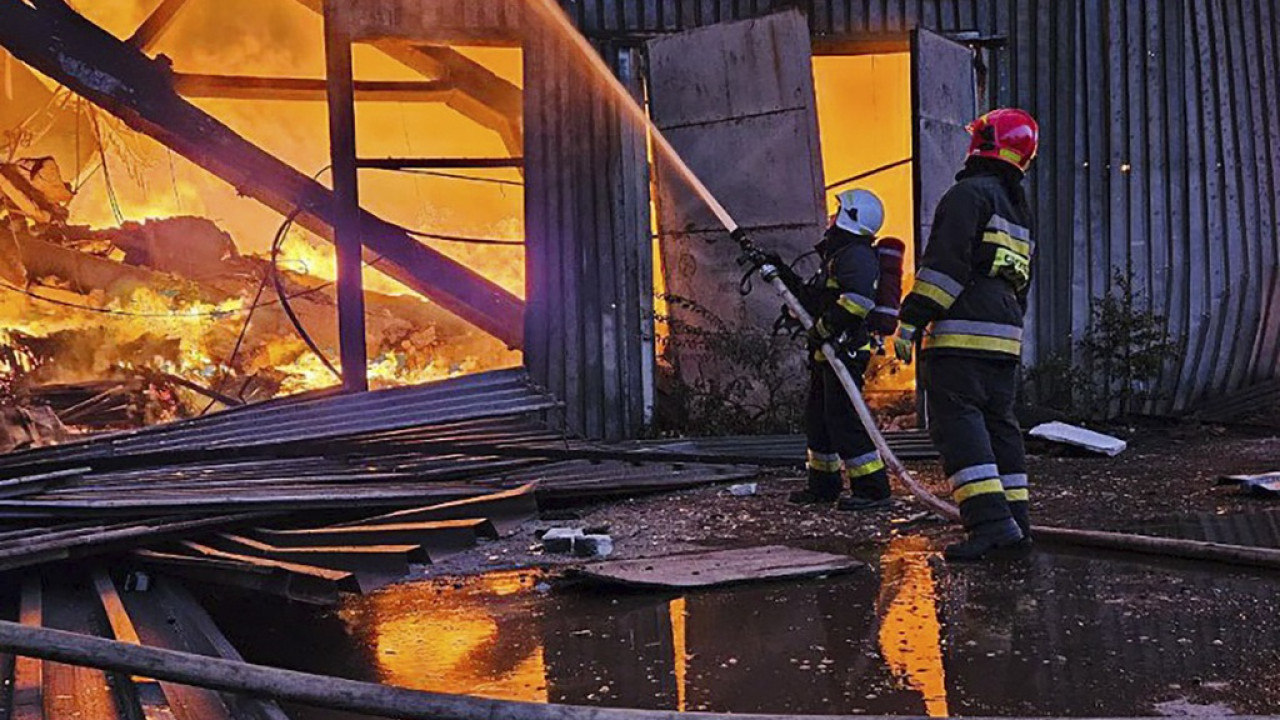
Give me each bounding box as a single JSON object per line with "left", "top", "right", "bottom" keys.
{"left": 1028, "top": 422, "right": 1128, "bottom": 456}
{"left": 575, "top": 545, "right": 863, "bottom": 589}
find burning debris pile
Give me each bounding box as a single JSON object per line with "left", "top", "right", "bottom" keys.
{"left": 0, "top": 156, "right": 518, "bottom": 437}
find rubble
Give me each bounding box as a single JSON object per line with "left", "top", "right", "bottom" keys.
{"left": 0, "top": 156, "right": 519, "bottom": 434}
{"left": 97, "top": 216, "right": 245, "bottom": 282}
{"left": 573, "top": 534, "right": 615, "bottom": 558}
{"left": 1220, "top": 472, "right": 1280, "bottom": 498}
{"left": 0, "top": 403, "right": 68, "bottom": 453}
{"left": 540, "top": 527, "right": 583, "bottom": 553}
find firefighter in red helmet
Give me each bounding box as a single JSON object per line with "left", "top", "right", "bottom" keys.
{"left": 893, "top": 108, "right": 1039, "bottom": 561}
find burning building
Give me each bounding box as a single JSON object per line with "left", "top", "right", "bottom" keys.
{"left": 0, "top": 0, "right": 1278, "bottom": 443}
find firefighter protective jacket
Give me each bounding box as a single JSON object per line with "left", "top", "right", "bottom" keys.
{"left": 899, "top": 167, "right": 1034, "bottom": 359}
{"left": 811, "top": 226, "right": 880, "bottom": 355}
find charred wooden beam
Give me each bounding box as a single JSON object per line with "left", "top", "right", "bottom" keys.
{"left": 210, "top": 532, "right": 418, "bottom": 576}
{"left": 323, "top": 1, "right": 369, "bottom": 392}
{"left": 127, "top": 0, "right": 194, "bottom": 50}
{"left": 152, "top": 372, "right": 244, "bottom": 408}
{"left": 0, "top": 512, "right": 277, "bottom": 572}
{"left": 0, "top": 1, "right": 525, "bottom": 347}
{"left": 332, "top": 0, "right": 522, "bottom": 47}
{"left": 149, "top": 579, "right": 293, "bottom": 720}
{"left": 171, "top": 73, "right": 455, "bottom": 102}
{"left": 93, "top": 570, "right": 242, "bottom": 720}
{"left": 136, "top": 547, "right": 348, "bottom": 605}
{"left": 250, "top": 518, "right": 484, "bottom": 553}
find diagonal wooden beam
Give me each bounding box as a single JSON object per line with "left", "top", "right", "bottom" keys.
{"left": 128, "top": 0, "right": 195, "bottom": 51}
{"left": 407, "top": 44, "right": 523, "bottom": 158}
{"left": 0, "top": 0, "right": 524, "bottom": 346}
{"left": 291, "top": 0, "right": 522, "bottom": 158}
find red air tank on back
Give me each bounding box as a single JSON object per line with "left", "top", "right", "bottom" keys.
{"left": 868, "top": 237, "right": 905, "bottom": 337}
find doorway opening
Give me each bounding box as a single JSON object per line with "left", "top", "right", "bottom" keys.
{"left": 812, "top": 52, "right": 917, "bottom": 429}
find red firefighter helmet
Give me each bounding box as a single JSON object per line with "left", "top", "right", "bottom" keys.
{"left": 966, "top": 108, "right": 1039, "bottom": 172}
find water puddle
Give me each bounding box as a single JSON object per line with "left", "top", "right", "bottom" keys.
{"left": 209, "top": 542, "right": 1280, "bottom": 718}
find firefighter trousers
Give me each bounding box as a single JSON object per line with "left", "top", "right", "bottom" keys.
{"left": 804, "top": 351, "right": 890, "bottom": 501}
{"left": 921, "top": 354, "right": 1029, "bottom": 533}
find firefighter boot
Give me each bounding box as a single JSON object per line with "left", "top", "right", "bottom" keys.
{"left": 837, "top": 470, "right": 892, "bottom": 511}
{"left": 789, "top": 468, "right": 842, "bottom": 505}
{"left": 943, "top": 517, "right": 1025, "bottom": 562}
{"left": 944, "top": 489, "right": 1025, "bottom": 562}
{"left": 1008, "top": 500, "right": 1032, "bottom": 541}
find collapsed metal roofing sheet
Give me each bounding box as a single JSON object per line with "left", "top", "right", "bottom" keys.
{"left": 0, "top": 369, "right": 556, "bottom": 474}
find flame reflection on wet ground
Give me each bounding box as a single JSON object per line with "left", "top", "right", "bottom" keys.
{"left": 209, "top": 545, "right": 1280, "bottom": 719}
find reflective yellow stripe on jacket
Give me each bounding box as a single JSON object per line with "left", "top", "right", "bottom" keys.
{"left": 922, "top": 319, "right": 1023, "bottom": 357}
{"left": 911, "top": 268, "right": 965, "bottom": 310}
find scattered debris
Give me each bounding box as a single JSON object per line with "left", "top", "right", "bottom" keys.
{"left": 728, "top": 482, "right": 757, "bottom": 496}
{"left": 0, "top": 402, "right": 68, "bottom": 452}
{"left": 541, "top": 527, "right": 583, "bottom": 554}
{"left": 1219, "top": 472, "right": 1280, "bottom": 498}
{"left": 0, "top": 156, "right": 519, "bottom": 430}
{"left": 1029, "top": 421, "right": 1128, "bottom": 456}
{"left": 575, "top": 545, "right": 864, "bottom": 589}
{"left": 574, "top": 534, "right": 614, "bottom": 558}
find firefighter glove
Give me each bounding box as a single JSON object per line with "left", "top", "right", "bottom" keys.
{"left": 807, "top": 317, "right": 834, "bottom": 346}
{"left": 894, "top": 324, "right": 918, "bottom": 364}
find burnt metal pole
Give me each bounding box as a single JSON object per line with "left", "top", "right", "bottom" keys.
{"left": 323, "top": 0, "right": 368, "bottom": 392}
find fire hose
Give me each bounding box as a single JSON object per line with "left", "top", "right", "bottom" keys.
{"left": 729, "top": 228, "right": 961, "bottom": 522}
{"left": 523, "top": 0, "right": 1280, "bottom": 568}
{"left": 728, "top": 228, "right": 1280, "bottom": 572}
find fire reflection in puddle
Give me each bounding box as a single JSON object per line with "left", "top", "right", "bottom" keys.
{"left": 876, "top": 536, "right": 948, "bottom": 717}
{"left": 338, "top": 571, "right": 548, "bottom": 703}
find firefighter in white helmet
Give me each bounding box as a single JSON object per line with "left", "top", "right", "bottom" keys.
{"left": 790, "top": 188, "right": 895, "bottom": 511}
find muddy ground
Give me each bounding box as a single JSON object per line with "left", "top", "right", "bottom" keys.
{"left": 427, "top": 423, "right": 1280, "bottom": 575}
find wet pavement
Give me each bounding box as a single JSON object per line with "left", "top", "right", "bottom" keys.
{"left": 207, "top": 541, "right": 1280, "bottom": 718}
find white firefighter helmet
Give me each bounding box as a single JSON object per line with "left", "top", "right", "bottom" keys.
{"left": 835, "top": 188, "right": 885, "bottom": 236}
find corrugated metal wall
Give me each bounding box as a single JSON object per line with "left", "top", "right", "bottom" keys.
{"left": 543, "top": 0, "right": 1280, "bottom": 418}
{"left": 524, "top": 30, "right": 654, "bottom": 441}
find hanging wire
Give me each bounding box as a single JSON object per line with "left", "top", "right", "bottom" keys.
{"left": 203, "top": 165, "right": 343, "bottom": 410}
{"left": 201, "top": 246, "right": 279, "bottom": 415}
{"left": 399, "top": 226, "right": 524, "bottom": 246}
{"left": 88, "top": 111, "right": 125, "bottom": 225}
{"left": 165, "top": 148, "right": 182, "bottom": 211}
{"left": 393, "top": 167, "right": 524, "bottom": 188}
{"left": 269, "top": 207, "right": 341, "bottom": 380}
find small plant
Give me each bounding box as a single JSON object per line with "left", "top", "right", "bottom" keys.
{"left": 654, "top": 294, "right": 806, "bottom": 435}
{"left": 1025, "top": 268, "right": 1179, "bottom": 419}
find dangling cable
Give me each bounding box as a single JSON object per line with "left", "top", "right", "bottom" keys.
{"left": 270, "top": 209, "right": 341, "bottom": 381}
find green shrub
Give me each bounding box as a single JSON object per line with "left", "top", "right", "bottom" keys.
{"left": 1025, "top": 268, "right": 1178, "bottom": 419}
